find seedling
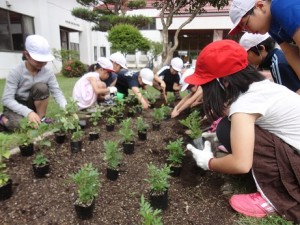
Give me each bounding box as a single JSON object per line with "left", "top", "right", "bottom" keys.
{"left": 145, "top": 163, "right": 171, "bottom": 194}
{"left": 71, "top": 128, "right": 84, "bottom": 141}
{"left": 118, "top": 118, "right": 134, "bottom": 143}
{"left": 179, "top": 110, "right": 202, "bottom": 139}
{"left": 165, "top": 138, "right": 185, "bottom": 166}
{"left": 103, "top": 141, "right": 122, "bottom": 170}
{"left": 139, "top": 195, "right": 163, "bottom": 225}
{"left": 136, "top": 117, "right": 149, "bottom": 132}
{"left": 152, "top": 108, "right": 165, "bottom": 123}
{"left": 33, "top": 153, "right": 49, "bottom": 166}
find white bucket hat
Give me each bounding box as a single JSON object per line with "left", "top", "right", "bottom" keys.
{"left": 181, "top": 68, "right": 195, "bottom": 91}
{"left": 228, "top": 0, "right": 256, "bottom": 35}
{"left": 239, "top": 33, "right": 270, "bottom": 51}
{"left": 25, "top": 34, "right": 54, "bottom": 62}
{"left": 97, "top": 57, "right": 115, "bottom": 72}
{"left": 171, "top": 57, "right": 184, "bottom": 72}
{"left": 109, "top": 52, "right": 128, "bottom": 69}
{"left": 140, "top": 68, "right": 154, "bottom": 86}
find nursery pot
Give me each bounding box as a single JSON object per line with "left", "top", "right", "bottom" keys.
{"left": 0, "top": 179, "right": 13, "bottom": 201}
{"left": 106, "top": 124, "right": 115, "bottom": 132}
{"left": 122, "top": 141, "right": 135, "bottom": 155}
{"left": 127, "top": 111, "right": 134, "bottom": 118}
{"left": 149, "top": 189, "right": 168, "bottom": 210}
{"left": 116, "top": 115, "right": 124, "bottom": 123}
{"left": 89, "top": 132, "right": 99, "bottom": 141}
{"left": 70, "top": 140, "right": 82, "bottom": 153}
{"left": 152, "top": 121, "right": 161, "bottom": 131}
{"left": 55, "top": 132, "right": 66, "bottom": 144}
{"left": 32, "top": 163, "right": 50, "bottom": 178}
{"left": 19, "top": 143, "right": 34, "bottom": 156}
{"left": 138, "top": 131, "right": 147, "bottom": 141}
{"left": 74, "top": 198, "right": 95, "bottom": 220}
{"left": 106, "top": 168, "right": 119, "bottom": 181}
{"left": 170, "top": 165, "right": 182, "bottom": 177}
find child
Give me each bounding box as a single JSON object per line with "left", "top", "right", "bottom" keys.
{"left": 115, "top": 68, "right": 154, "bottom": 109}
{"left": 152, "top": 57, "right": 184, "bottom": 100}
{"left": 171, "top": 68, "right": 203, "bottom": 118}
{"left": 185, "top": 40, "right": 300, "bottom": 223}
{"left": 229, "top": 0, "right": 300, "bottom": 79}
{"left": 72, "top": 57, "right": 116, "bottom": 110}
{"left": 239, "top": 32, "right": 300, "bottom": 94}
{"left": 1, "top": 34, "right": 67, "bottom": 130}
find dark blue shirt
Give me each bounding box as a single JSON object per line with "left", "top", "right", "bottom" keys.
{"left": 115, "top": 69, "right": 140, "bottom": 96}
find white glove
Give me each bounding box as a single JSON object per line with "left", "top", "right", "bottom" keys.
{"left": 108, "top": 86, "right": 117, "bottom": 95}
{"left": 187, "top": 141, "right": 214, "bottom": 170}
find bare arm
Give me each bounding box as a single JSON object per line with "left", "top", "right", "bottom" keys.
{"left": 87, "top": 77, "right": 109, "bottom": 95}
{"left": 209, "top": 113, "right": 259, "bottom": 174}
{"left": 131, "top": 86, "right": 150, "bottom": 109}
{"left": 280, "top": 29, "right": 300, "bottom": 79}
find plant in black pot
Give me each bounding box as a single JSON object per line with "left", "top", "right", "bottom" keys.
{"left": 179, "top": 110, "right": 202, "bottom": 140}
{"left": 160, "top": 105, "right": 172, "bottom": 120}
{"left": 69, "top": 163, "right": 100, "bottom": 220}
{"left": 165, "top": 138, "right": 185, "bottom": 177}
{"left": 139, "top": 194, "right": 163, "bottom": 225}
{"left": 70, "top": 128, "right": 84, "bottom": 153}
{"left": 88, "top": 106, "right": 102, "bottom": 141}
{"left": 118, "top": 118, "right": 135, "bottom": 155}
{"left": 17, "top": 119, "right": 39, "bottom": 156}
{"left": 0, "top": 134, "right": 14, "bottom": 201}
{"left": 103, "top": 140, "right": 122, "bottom": 181}
{"left": 151, "top": 108, "right": 165, "bottom": 131}
{"left": 145, "top": 163, "right": 171, "bottom": 210}
{"left": 106, "top": 116, "right": 116, "bottom": 132}
{"left": 166, "top": 92, "right": 176, "bottom": 107}
{"left": 32, "top": 153, "right": 50, "bottom": 178}
{"left": 136, "top": 117, "right": 149, "bottom": 141}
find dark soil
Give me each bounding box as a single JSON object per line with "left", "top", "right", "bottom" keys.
{"left": 0, "top": 100, "right": 244, "bottom": 225}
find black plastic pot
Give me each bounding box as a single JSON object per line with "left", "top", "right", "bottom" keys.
{"left": 138, "top": 131, "right": 147, "bottom": 141}
{"left": 127, "top": 111, "right": 134, "bottom": 117}
{"left": 32, "top": 163, "right": 50, "bottom": 178}
{"left": 55, "top": 132, "right": 66, "bottom": 144}
{"left": 19, "top": 143, "right": 34, "bottom": 156}
{"left": 74, "top": 198, "right": 95, "bottom": 220}
{"left": 116, "top": 115, "right": 124, "bottom": 123}
{"left": 89, "top": 132, "right": 99, "bottom": 141}
{"left": 106, "top": 124, "right": 115, "bottom": 132}
{"left": 70, "top": 140, "right": 82, "bottom": 153}
{"left": 106, "top": 168, "right": 119, "bottom": 181}
{"left": 149, "top": 189, "right": 168, "bottom": 210}
{"left": 152, "top": 122, "right": 161, "bottom": 131}
{"left": 122, "top": 141, "right": 135, "bottom": 155}
{"left": 0, "top": 179, "right": 13, "bottom": 201}
{"left": 170, "top": 165, "right": 182, "bottom": 177}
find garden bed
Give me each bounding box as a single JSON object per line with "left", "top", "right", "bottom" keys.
{"left": 0, "top": 103, "right": 240, "bottom": 225}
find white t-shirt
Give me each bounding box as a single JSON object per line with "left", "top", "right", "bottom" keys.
{"left": 229, "top": 80, "right": 300, "bottom": 151}
{"left": 72, "top": 72, "right": 100, "bottom": 110}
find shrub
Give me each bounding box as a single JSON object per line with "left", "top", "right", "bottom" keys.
{"left": 61, "top": 60, "right": 87, "bottom": 78}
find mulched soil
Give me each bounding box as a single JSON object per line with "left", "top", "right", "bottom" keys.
{"left": 0, "top": 100, "right": 248, "bottom": 225}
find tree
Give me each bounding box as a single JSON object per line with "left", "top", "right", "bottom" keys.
{"left": 152, "top": 0, "right": 229, "bottom": 66}
{"left": 146, "top": 41, "right": 163, "bottom": 70}
{"left": 72, "top": 0, "right": 152, "bottom": 31}
{"left": 107, "top": 24, "right": 151, "bottom": 55}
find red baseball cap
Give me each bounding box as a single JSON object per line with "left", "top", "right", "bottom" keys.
{"left": 185, "top": 40, "right": 248, "bottom": 86}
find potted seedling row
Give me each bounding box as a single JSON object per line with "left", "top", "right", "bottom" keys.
{"left": 103, "top": 141, "right": 122, "bottom": 181}
{"left": 69, "top": 163, "right": 100, "bottom": 220}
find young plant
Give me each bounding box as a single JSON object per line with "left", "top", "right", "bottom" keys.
{"left": 103, "top": 141, "right": 122, "bottom": 170}
{"left": 136, "top": 117, "right": 149, "bottom": 132}
{"left": 145, "top": 163, "right": 171, "bottom": 194}
{"left": 0, "top": 134, "right": 13, "bottom": 187}
{"left": 107, "top": 116, "right": 116, "bottom": 126}
{"left": 165, "top": 138, "right": 185, "bottom": 166}
{"left": 152, "top": 108, "right": 165, "bottom": 123}
{"left": 17, "top": 118, "right": 39, "bottom": 146}
{"left": 89, "top": 106, "right": 102, "bottom": 132}
{"left": 160, "top": 105, "right": 172, "bottom": 119}
{"left": 166, "top": 92, "right": 176, "bottom": 105}
{"left": 33, "top": 153, "right": 49, "bottom": 166}
{"left": 139, "top": 195, "right": 163, "bottom": 225}
{"left": 118, "top": 118, "right": 135, "bottom": 143}
{"left": 69, "top": 163, "right": 100, "bottom": 204}
{"left": 71, "top": 128, "right": 84, "bottom": 141}
{"left": 179, "top": 110, "right": 202, "bottom": 139}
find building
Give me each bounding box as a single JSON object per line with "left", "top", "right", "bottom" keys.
{"left": 0, "top": 0, "right": 236, "bottom": 79}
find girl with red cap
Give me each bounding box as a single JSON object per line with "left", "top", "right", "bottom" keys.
{"left": 185, "top": 40, "right": 300, "bottom": 223}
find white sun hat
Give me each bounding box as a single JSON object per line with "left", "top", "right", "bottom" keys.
{"left": 25, "top": 34, "right": 55, "bottom": 62}
{"left": 140, "top": 68, "right": 154, "bottom": 86}
{"left": 97, "top": 57, "right": 115, "bottom": 72}
{"left": 171, "top": 57, "right": 184, "bottom": 72}
{"left": 181, "top": 68, "right": 195, "bottom": 91}
{"left": 239, "top": 32, "right": 270, "bottom": 51}
{"left": 109, "top": 52, "right": 128, "bottom": 69}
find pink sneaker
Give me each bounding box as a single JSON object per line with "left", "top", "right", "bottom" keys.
{"left": 229, "top": 192, "right": 275, "bottom": 218}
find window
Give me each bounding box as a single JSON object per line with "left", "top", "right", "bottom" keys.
{"left": 140, "top": 19, "right": 156, "bottom": 30}
{"left": 0, "top": 8, "right": 34, "bottom": 51}
{"left": 94, "top": 46, "right": 97, "bottom": 61}
{"left": 100, "top": 47, "right": 106, "bottom": 57}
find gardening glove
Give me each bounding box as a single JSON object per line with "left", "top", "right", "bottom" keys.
{"left": 108, "top": 86, "right": 118, "bottom": 98}
{"left": 186, "top": 141, "right": 214, "bottom": 170}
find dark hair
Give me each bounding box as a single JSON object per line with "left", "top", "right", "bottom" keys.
{"left": 88, "top": 63, "right": 101, "bottom": 72}
{"left": 202, "top": 66, "right": 265, "bottom": 122}
{"left": 248, "top": 37, "right": 276, "bottom": 56}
